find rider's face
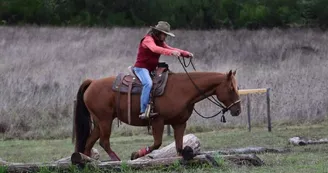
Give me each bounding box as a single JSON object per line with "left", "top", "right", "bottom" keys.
{"left": 158, "top": 33, "right": 167, "bottom": 41}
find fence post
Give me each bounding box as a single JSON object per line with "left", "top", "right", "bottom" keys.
{"left": 267, "top": 88, "right": 271, "bottom": 132}
{"left": 247, "top": 95, "right": 251, "bottom": 132}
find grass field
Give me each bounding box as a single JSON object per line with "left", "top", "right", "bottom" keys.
{"left": 1, "top": 122, "right": 328, "bottom": 173}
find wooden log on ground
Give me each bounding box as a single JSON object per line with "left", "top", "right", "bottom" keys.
{"left": 200, "top": 146, "right": 290, "bottom": 155}
{"left": 137, "top": 134, "right": 201, "bottom": 160}
{"left": 54, "top": 156, "right": 71, "bottom": 164}
{"left": 2, "top": 134, "right": 266, "bottom": 172}
{"left": 289, "top": 136, "right": 328, "bottom": 146}
{"left": 96, "top": 154, "right": 263, "bottom": 169}
{"left": 4, "top": 162, "right": 71, "bottom": 173}
{"left": 56, "top": 148, "right": 100, "bottom": 164}
{"left": 71, "top": 152, "right": 101, "bottom": 165}
{"left": 3, "top": 154, "right": 264, "bottom": 173}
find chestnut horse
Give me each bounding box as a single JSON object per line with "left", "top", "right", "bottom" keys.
{"left": 72, "top": 68, "right": 241, "bottom": 161}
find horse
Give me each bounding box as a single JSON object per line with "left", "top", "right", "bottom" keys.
{"left": 72, "top": 65, "right": 241, "bottom": 161}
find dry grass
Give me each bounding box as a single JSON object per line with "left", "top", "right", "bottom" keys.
{"left": 0, "top": 26, "right": 327, "bottom": 139}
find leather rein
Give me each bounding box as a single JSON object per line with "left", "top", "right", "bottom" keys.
{"left": 177, "top": 56, "right": 241, "bottom": 123}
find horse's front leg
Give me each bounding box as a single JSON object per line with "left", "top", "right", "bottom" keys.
{"left": 172, "top": 122, "right": 187, "bottom": 156}
{"left": 131, "top": 118, "right": 164, "bottom": 160}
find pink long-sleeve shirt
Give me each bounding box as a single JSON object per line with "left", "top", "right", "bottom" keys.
{"left": 134, "top": 35, "right": 189, "bottom": 72}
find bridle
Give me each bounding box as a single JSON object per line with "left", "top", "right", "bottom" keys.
{"left": 177, "top": 56, "right": 241, "bottom": 123}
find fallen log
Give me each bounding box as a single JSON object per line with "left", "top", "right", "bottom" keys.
{"left": 137, "top": 133, "right": 201, "bottom": 160}
{"left": 200, "top": 146, "right": 291, "bottom": 155}
{"left": 52, "top": 148, "right": 100, "bottom": 164}
{"left": 2, "top": 134, "right": 266, "bottom": 172}
{"left": 4, "top": 162, "right": 71, "bottom": 173}
{"left": 3, "top": 153, "right": 264, "bottom": 173}
{"left": 289, "top": 136, "right": 328, "bottom": 146}
{"left": 133, "top": 134, "right": 286, "bottom": 162}
{"left": 96, "top": 154, "right": 264, "bottom": 169}
{"left": 71, "top": 152, "right": 101, "bottom": 165}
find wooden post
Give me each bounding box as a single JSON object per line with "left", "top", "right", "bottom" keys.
{"left": 266, "top": 88, "right": 271, "bottom": 132}
{"left": 247, "top": 95, "right": 251, "bottom": 132}
{"left": 238, "top": 88, "right": 271, "bottom": 132}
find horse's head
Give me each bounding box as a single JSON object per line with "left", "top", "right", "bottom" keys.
{"left": 215, "top": 70, "right": 241, "bottom": 117}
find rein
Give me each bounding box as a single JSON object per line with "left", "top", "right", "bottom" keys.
{"left": 177, "top": 56, "right": 240, "bottom": 122}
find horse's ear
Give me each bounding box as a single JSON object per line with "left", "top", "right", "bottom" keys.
{"left": 233, "top": 69, "right": 237, "bottom": 76}
{"left": 227, "top": 70, "right": 233, "bottom": 80}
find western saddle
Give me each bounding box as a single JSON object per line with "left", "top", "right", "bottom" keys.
{"left": 112, "top": 62, "right": 170, "bottom": 124}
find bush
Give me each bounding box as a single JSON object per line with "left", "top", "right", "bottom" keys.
{"left": 1, "top": 0, "right": 328, "bottom": 29}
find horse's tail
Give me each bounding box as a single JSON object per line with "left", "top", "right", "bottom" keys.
{"left": 72, "top": 79, "right": 92, "bottom": 153}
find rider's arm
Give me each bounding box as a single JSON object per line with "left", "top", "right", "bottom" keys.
{"left": 162, "top": 42, "right": 190, "bottom": 57}
{"left": 142, "top": 36, "right": 174, "bottom": 56}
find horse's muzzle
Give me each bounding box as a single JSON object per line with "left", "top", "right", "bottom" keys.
{"left": 231, "top": 109, "right": 241, "bottom": 116}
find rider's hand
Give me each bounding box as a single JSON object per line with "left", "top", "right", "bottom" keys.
{"left": 182, "top": 51, "right": 193, "bottom": 58}
{"left": 172, "top": 50, "right": 181, "bottom": 57}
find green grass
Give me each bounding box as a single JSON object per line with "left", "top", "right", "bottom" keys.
{"left": 1, "top": 122, "right": 328, "bottom": 172}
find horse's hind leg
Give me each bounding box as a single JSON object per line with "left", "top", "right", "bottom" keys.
{"left": 131, "top": 118, "right": 164, "bottom": 160}
{"left": 83, "top": 121, "right": 100, "bottom": 157}
{"left": 98, "top": 112, "right": 121, "bottom": 161}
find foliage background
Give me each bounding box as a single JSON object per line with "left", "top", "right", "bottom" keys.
{"left": 1, "top": 0, "right": 328, "bottom": 30}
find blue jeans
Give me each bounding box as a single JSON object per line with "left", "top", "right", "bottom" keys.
{"left": 133, "top": 67, "right": 153, "bottom": 113}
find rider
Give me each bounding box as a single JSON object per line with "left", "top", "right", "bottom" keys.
{"left": 133, "top": 21, "right": 194, "bottom": 119}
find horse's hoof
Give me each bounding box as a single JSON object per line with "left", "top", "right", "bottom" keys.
{"left": 182, "top": 146, "right": 195, "bottom": 161}
{"left": 130, "top": 151, "right": 139, "bottom": 160}
{"left": 109, "top": 152, "right": 121, "bottom": 161}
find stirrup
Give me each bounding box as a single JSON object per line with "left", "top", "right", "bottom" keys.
{"left": 139, "top": 113, "right": 148, "bottom": 119}
{"left": 139, "top": 104, "right": 158, "bottom": 119}
{"left": 139, "top": 112, "right": 158, "bottom": 119}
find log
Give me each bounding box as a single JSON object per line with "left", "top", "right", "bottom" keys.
{"left": 2, "top": 134, "right": 266, "bottom": 172}
{"left": 3, "top": 154, "right": 263, "bottom": 173}
{"left": 4, "top": 162, "right": 72, "bottom": 173}
{"left": 96, "top": 154, "right": 263, "bottom": 169}
{"left": 214, "top": 154, "right": 264, "bottom": 166}
{"left": 200, "top": 146, "right": 290, "bottom": 155}
{"left": 57, "top": 148, "right": 100, "bottom": 164}
{"left": 71, "top": 152, "right": 101, "bottom": 165}
{"left": 54, "top": 156, "right": 71, "bottom": 164}
{"left": 137, "top": 134, "right": 201, "bottom": 160}
{"left": 135, "top": 134, "right": 285, "bottom": 161}
{"left": 289, "top": 136, "right": 328, "bottom": 146}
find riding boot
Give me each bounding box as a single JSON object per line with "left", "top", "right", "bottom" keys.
{"left": 139, "top": 104, "right": 158, "bottom": 119}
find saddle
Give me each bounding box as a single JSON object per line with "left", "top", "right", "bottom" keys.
{"left": 112, "top": 62, "right": 170, "bottom": 124}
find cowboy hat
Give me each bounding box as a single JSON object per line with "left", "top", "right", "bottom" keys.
{"left": 150, "top": 21, "right": 175, "bottom": 37}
